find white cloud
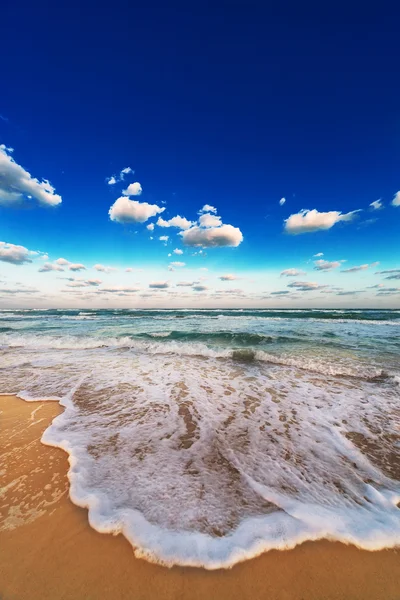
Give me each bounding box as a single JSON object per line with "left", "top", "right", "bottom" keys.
{"left": 279, "top": 197, "right": 286, "bottom": 206}
{"left": 157, "top": 215, "right": 194, "bottom": 230}
{"left": 287, "top": 281, "right": 328, "bottom": 291}
{"left": 0, "top": 241, "right": 32, "bottom": 265}
{"left": 93, "top": 264, "right": 117, "bottom": 273}
{"left": 176, "top": 281, "right": 195, "bottom": 287}
{"left": 55, "top": 257, "right": 70, "bottom": 266}
{"left": 0, "top": 144, "right": 62, "bottom": 207}
{"left": 149, "top": 281, "right": 170, "bottom": 289}
{"left": 392, "top": 191, "right": 400, "bottom": 207}
{"left": 68, "top": 263, "right": 86, "bottom": 271}
{"left": 39, "top": 262, "right": 64, "bottom": 272}
{"left": 159, "top": 235, "right": 169, "bottom": 242}
{"left": 314, "top": 259, "right": 341, "bottom": 271}
{"left": 313, "top": 252, "right": 324, "bottom": 257}
{"left": 106, "top": 167, "right": 134, "bottom": 185}
{"left": 198, "top": 213, "right": 222, "bottom": 228}
{"left": 169, "top": 261, "right": 185, "bottom": 267}
{"left": 122, "top": 182, "right": 143, "bottom": 196}
{"left": 173, "top": 248, "right": 183, "bottom": 255}
{"left": 219, "top": 274, "right": 238, "bottom": 281}
{"left": 109, "top": 197, "right": 165, "bottom": 223}
{"left": 284, "top": 208, "right": 360, "bottom": 234}
{"left": 147, "top": 223, "right": 155, "bottom": 231}
{"left": 370, "top": 199, "right": 383, "bottom": 210}
{"left": 181, "top": 224, "right": 243, "bottom": 248}
{"left": 199, "top": 204, "right": 217, "bottom": 214}
{"left": 280, "top": 268, "right": 307, "bottom": 277}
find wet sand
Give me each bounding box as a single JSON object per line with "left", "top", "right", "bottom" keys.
{"left": 1, "top": 394, "right": 399, "bottom": 600}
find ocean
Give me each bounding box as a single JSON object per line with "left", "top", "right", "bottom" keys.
{"left": 1, "top": 308, "right": 399, "bottom": 568}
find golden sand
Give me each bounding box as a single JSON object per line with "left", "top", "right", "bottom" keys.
{"left": 1, "top": 394, "right": 399, "bottom": 600}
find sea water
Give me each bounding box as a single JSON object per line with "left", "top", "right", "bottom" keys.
{"left": 0, "top": 308, "right": 399, "bottom": 568}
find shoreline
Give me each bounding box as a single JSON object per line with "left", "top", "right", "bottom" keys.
{"left": 1, "top": 393, "right": 399, "bottom": 600}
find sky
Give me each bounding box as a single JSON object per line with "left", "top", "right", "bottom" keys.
{"left": 0, "top": 3, "right": 399, "bottom": 308}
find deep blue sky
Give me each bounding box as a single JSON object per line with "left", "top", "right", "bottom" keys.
{"left": 0, "top": 3, "right": 399, "bottom": 306}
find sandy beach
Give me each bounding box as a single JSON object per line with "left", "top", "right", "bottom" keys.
{"left": 0, "top": 394, "right": 399, "bottom": 600}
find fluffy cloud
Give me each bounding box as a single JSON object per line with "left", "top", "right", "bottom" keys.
{"left": 199, "top": 204, "right": 217, "bottom": 214}
{"left": 198, "top": 213, "right": 222, "bottom": 228}
{"left": 313, "top": 252, "right": 324, "bottom": 257}
{"left": 0, "top": 144, "right": 62, "bottom": 207}
{"left": 159, "top": 235, "right": 169, "bottom": 242}
{"left": 0, "top": 241, "right": 32, "bottom": 265}
{"left": 147, "top": 223, "right": 155, "bottom": 231}
{"left": 122, "top": 182, "right": 143, "bottom": 196}
{"left": 370, "top": 199, "right": 383, "bottom": 210}
{"left": 193, "top": 284, "right": 209, "bottom": 291}
{"left": 69, "top": 263, "right": 86, "bottom": 271}
{"left": 181, "top": 224, "right": 243, "bottom": 248}
{"left": 106, "top": 167, "right": 133, "bottom": 185}
{"left": 392, "top": 191, "right": 400, "bottom": 207}
{"left": 314, "top": 259, "right": 341, "bottom": 271}
{"left": 284, "top": 208, "right": 359, "bottom": 234}
{"left": 287, "top": 281, "right": 328, "bottom": 291}
{"left": 93, "top": 264, "right": 117, "bottom": 273}
{"left": 149, "top": 281, "right": 170, "bottom": 289}
{"left": 173, "top": 248, "right": 183, "bottom": 255}
{"left": 280, "top": 268, "right": 307, "bottom": 277}
{"left": 279, "top": 197, "right": 286, "bottom": 206}
{"left": 39, "top": 262, "right": 65, "bottom": 272}
{"left": 109, "top": 197, "right": 165, "bottom": 223}
{"left": 157, "top": 215, "right": 194, "bottom": 230}
{"left": 219, "top": 274, "right": 238, "bottom": 281}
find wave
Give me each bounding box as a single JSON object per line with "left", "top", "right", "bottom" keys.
{"left": 0, "top": 308, "right": 399, "bottom": 322}
{"left": 0, "top": 331, "right": 396, "bottom": 381}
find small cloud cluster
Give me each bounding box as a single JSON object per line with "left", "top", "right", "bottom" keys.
{"left": 370, "top": 199, "right": 383, "bottom": 210}
{"left": 93, "top": 264, "right": 117, "bottom": 273}
{"left": 279, "top": 197, "right": 286, "bottom": 206}
{"left": 0, "top": 144, "right": 62, "bottom": 207}
{"left": 106, "top": 167, "right": 134, "bottom": 186}
{"left": 39, "top": 257, "right": 86, "bottom": 272}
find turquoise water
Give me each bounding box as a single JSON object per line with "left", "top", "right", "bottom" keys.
{"left": 1, "top": 308, "right": 399, "bottom": 567}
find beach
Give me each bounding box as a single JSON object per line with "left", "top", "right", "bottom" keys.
{"left": 1, "top": 393, "right": 400, "bottom": 600}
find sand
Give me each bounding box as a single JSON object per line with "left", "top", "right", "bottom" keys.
{"left": 1, "top": 394, "right": 399, "bottom": 600}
